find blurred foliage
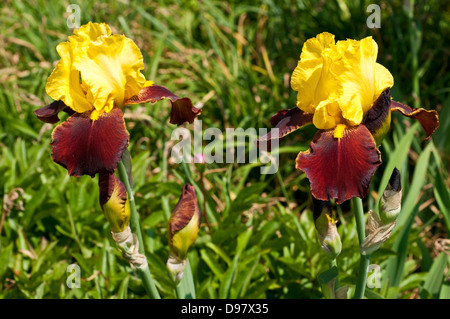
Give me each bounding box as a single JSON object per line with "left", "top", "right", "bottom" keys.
{"left": 0, "top": 0, "right": 449, "bottom": 299}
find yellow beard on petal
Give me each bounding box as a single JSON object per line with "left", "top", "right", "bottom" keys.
{"left": 144, "top": 80, "right": 154, "bottom": 88}
{"left": 334, "top": 124, "right": 347, "bottom": 139}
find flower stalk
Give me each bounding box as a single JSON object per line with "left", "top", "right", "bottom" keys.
{"left": 352, "top": 168, "right": 402, "bottom": 298}
{"left": 351, "top": 196, "right": 370, "bottom": 299}
{"left": 117, "top": 160, "right": 161, "bottom": 299}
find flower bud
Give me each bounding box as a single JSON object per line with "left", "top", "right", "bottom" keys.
{"left": 167, "top": 184, "right": 201, "bottom": 282}
{"left": 99, "top": 173, "right": 131, "bottom": 233}
{"left": 380, "top": 167, "right": 402, "bottom": 224}
{"left": 314, "top": 205, "right": 342, "bottom": 261}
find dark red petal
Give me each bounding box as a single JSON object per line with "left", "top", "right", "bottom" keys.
{"left": 51, "top": 108, "right": 129, "bottom": 177}
{"left": 390, "top": 100, "right": 439, "bottom": 140}
{"left": 270, "top": 109, "right": 289, "bottom": 127}
{"left": 258, "top": 107, "right": 313, "bottom": 142}
{"left": 34, "top": 100, "right": 74, "bottom": 124}
{"left": 124, "top": 85, "right": 201, "bottom": 125}
{"left": 296, "top": 125, "right": 381, "bottom": 205}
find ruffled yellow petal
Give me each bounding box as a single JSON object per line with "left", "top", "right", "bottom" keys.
{"left": 334, "top": 37, "right": 378, "bottom": 124}
{"left": 73, "top": 34, "right": 145, "bottom": 113}
{"left": 374, "top": 63, "right": 394, "bottom": 100}
{"left": 291, "top": 32, "right": 336, "bottom": 114}
{"left": 313, "top": 53, "right": 342, "bottom": 108}
{"left": 292, "top": 59, "right": 323, "bottom": 114}
{"left": 73, "top": 22, "right": 111, "bottom": 41}
{"left": 45, "top": 42, "right": 92, "bottom": 113}
{"left": 299, "top": 32, "right": 336, "bottom": 61}
{"left": 313, "top": 100, "right": 340, "bottom": 130}
{"left": 291, "top": 33, "right": 394, "bottom": 130}
{"left": 45, "top": 22, "right": 146, "bottom": 116}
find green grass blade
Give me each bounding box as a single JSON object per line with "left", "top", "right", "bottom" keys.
{"left": 396, "top": 142, "right": 432, "bottom": 228}
{"left": 376, "top": 123, "right": 419, "bottom": 212}
{"left": 386, "top": 143, "right": 432, "bottom": 288}
{"left": 420, "top": 253, "right": 449, "bottom": 299}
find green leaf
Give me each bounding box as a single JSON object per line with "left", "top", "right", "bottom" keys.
{"left": 396, "top": 142, "right": 433, "bottom": 228}
{"left": 386, "top": 143, "right": 433, "bottom": 287}
{"left": 219, "top": 254, "right": 239, "bottom": 299}
{"left": 0, "top": 115, "right": 38, "bottom": 138}
{"left": 200, "top": 249, "right": 224, "bottom": 279}
{"left": 376, "top": 123, "right": 419, "bottom": 212}
{"left": 117, "top": 276, "right": 129, "bottom": 299}
{"left": 364, "top": 289, "right": 385, "bottom": 299}
{"left": 439, "top": 282, "right": 450, "bottom": 299}
{"left": 318, "top": 266, "right": 339, "bottom": 285}
{"left": 235, "top": 225, "right": 253, "bottom": 256}
{"left": 205, "top": 242, "right": 232, "bottom": 266}
{"left": 385, "top": 205, "right": 418, "bottom": 288}
{"left": 418, "top": 240, "right": 433, "bottom": 272}
{"left": 420, "top": 253, "right": 448, "bottom": 299}
{"left": 432, "top": 166, "right": 450, "bottom": 236}
{"left": 318, "top": 267, "right": 338, "bottom": 299}
{"left": 236, "top": 252, "right": 261, "bottom": 298}
{"left": 34, "top": 283, "right": 45, "bottom": 299}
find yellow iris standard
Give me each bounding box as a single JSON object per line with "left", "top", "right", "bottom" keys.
{"left": 290, "top": 32, "right": 394, "bottom": 138}
{"left": 35, "top": 22, "right": 200, "bottom": 178}
{"left": 45, "top": 22, "right": 146, "bottom": 120}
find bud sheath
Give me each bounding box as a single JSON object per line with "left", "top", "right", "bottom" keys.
{"left": 380, "top": 167, "right": 402, "bottom": 224}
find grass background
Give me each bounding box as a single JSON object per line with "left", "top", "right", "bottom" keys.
{"left": 0, "top": 0, "right": 449, "bottom": 299}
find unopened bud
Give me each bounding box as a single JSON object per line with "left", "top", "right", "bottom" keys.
{"left": 167, "top": 184, "right": 201, "bottom": 282}
{"left": 380, "top": 167, "right": 402, "bottom": 224}
{"left": 99, "top": 173, "right": 131, "bottom": 233}
{"left": 315, "top": 210, "right": 342, "bottom": 260}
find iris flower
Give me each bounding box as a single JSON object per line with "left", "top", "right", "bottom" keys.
{"left": 260, "top": 32, "right": 439, "bottom": 204}
{"left": 35, "top": 22, "right": 201, "bottom": 177}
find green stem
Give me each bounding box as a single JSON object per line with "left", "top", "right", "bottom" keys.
{"left": 351, "top": 197, "right": 370, "bottom": 299}
{"left": 354, "top": 254, "right": 370, "bottom": 299}
{"left": 117, "top": 160, "right": 161, "bottom": 299}
{"left": 175, "top": 260, "right": 196, "bottom": 299}
{"left": 136, "top": 266, "right": 160, "bottom": 299}
{"left": 175, "top": 282, "right": 184, "bottom": 299}
{"left": 185, "top": 259, "right": 196, "bottom": 299}
{"left": 352, "top": 197, "right": 365, "bottom": 244}
{"left": 330, "top": 259, "right": 339, "bottom": 290}
{"left": 117, "top": 161, "right": 144, "bottom": 254}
